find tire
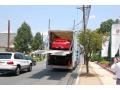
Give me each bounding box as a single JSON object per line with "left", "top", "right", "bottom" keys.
{"left": 34, "top": 61, "right": 36, "bottom": 66}
{"left": 14, "top": 66, "right": 21, "bottom": 76}
{"left": 27, "top": 64, "right": 32, "bottom": 72}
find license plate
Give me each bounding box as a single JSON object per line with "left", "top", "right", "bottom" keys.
{"left": 0, "top": 61, "right": 4, "bottom": 64}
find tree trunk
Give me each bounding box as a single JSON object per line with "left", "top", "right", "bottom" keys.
{"left": 84, "top": 55, "right": 86, "bottom": 64}
{"left": 86, "top": 56, "right": 89, "bottom": 74}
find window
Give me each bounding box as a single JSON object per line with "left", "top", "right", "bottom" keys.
{"left": 25, "top": 56, "right": 32, "bottom": 60}
{"left": 14, "top": 53, "right": 24, "bottom": 59}
{"left": 0, "top": 53, "right": 12, "bottom": 59}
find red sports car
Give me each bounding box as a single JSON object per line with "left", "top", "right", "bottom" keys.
{"left": 52, "top": 38, "right": 70, "bottom": 49}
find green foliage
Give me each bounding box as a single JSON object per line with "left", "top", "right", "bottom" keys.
{"left": 98, "top": 18, "right": 120, "bottom": 34}
{"left": 91, "top": 53, "right": 103, "bottom": 62}
{"left": 32, "top": 55, "right": 45, "bottom": 62}
{"left": 99, "top": 19, "right": 114, "bottom": 34}
{"left": 91, "top": 53, "right": 110, "bottom": 65}
{"left": 78, "top": 29, "right": 102, "bottom": 58}
{"left": 99, "top": 60, "right": 110, "bottom": 65}
{"left": 115, "top": 19, "right": 120, "bottom": 24}
{"left": 14, "top": 22, "right": 33, "bottom": 53}
{"left": 32, "top": 32, "right": 43, "bottom": 50}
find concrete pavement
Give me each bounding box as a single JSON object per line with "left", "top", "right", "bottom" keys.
{"left": 76, "top": 61, "right": 116, "bottom": 85}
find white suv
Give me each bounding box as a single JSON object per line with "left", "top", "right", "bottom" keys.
{"left": 0, "top": 52, "right": 32, "bottom": 75}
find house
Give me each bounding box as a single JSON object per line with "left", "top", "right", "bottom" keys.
{"left": 0, "top": 33, "right": 16, "bottom": 52}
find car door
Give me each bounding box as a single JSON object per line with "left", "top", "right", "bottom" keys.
{"left": 23, "top": 55, "right": 31, "bottom": 68}
{"left": 14, "top": 53, "right": 29, "bottom": 69}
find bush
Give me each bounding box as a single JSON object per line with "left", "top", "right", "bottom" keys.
{"left": 32, "top": 55, "right": 45, "bottom": 62}
{"left": 98, "top": 60, "right": 111, "bottom": 68}
{"left": 91, "top": 53, "right": 104, "bottom": 62}
{"left": 99, "top": 60, "right": 110, "bottom": 64}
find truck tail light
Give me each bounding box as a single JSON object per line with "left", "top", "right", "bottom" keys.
{"left": 7, "top": 60, "right": 14, "bottom": 65}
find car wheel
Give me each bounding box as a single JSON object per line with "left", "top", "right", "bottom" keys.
{"left": 27, "top": 64, "right": 32, "bottom": 72}
{"left": 34, "top": 62, "right": 36, "bottom": 66}
{"left": 15, "top": 67, "right": 21, "bottom": 76}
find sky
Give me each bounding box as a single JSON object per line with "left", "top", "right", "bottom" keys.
{"left": 0, "top": 5, "right": 120, "bottom": 36}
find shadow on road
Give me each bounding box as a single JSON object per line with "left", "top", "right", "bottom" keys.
{"left": 30, "top": 69, "right": 71, "bottom": 80}
{"left": 0, "top": 71, "right": 28, "bottom": 77}
{"left": 0, "top": 72, "right": 14, "bottom": 77}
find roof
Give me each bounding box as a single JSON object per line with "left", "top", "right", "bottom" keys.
{"left": 0, "top": 33, "right": 16, "bottom": 48}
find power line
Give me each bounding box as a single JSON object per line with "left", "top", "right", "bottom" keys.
{"left": 77, "top": 5, "right": 91, "bottom": 30}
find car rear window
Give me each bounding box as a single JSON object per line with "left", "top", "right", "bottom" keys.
{"left": 0, "top": 53, "right": 12, "bottom": 59}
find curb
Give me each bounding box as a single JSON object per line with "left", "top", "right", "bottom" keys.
{"left": 74, "top": 64, "right": 82, "bottom": 85}
{"left": 101, "top": 66, "right": 115, "bottom": 74}
{"left": 94, "top": 62, "right": 115, "bottom": 74}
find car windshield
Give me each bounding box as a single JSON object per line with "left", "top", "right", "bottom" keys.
{"left": 0, "top": 53, "right": 12, "bottom": 59}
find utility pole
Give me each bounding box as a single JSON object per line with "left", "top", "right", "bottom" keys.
{"left": 77, "top": 5, "right": 91, "bottom": 31}
{"left": 77, "top": 5, "right": 91, "bottom": 73}
{"left": 83, "top": 5, "right": 86, "bottom": 33}
{"left": 7, "top": 20, "right": 10, "bottom": 51}
{"left": 48, "top": 18, "right": 51, "bottom": 30}
{"left": 73, "top": 19, "right": 75, "bottom": 30}
{"left": 77, "top": 5, "right": 86, "bottom": 64}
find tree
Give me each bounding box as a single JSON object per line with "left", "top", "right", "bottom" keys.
{"left": 99, "top": 19, "right": 114, "bottom": 34}
{"left": 98, "top": 18, "right": 120, "bottom": 34}
{"left": 78, "top": 29, "right": 102, "bottom": 74}
{"left": 14, "top": 22, "right": 33, "bottom": 53}
{"left": 115, "top": 19, "right": 119, "bottom": 24}
{"left": 98, "top": 18, "right": 120, "bottom": 60}
{"left": 32, "top": 32, "right": 43, "bottom": 50}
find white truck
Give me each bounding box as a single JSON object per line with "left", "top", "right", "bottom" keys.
{"left": 32, "top": 30, "right": 82, "bottom": 70}
{"left": 46, "top": 30, "right": 81, "bottom": 69}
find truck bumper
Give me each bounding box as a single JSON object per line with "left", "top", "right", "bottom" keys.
{"left": 46, "top": 65, "right": 73, "bottom": 69}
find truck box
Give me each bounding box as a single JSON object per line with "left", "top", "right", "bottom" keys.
{"left": 46, "top": 30, "right": 80, "bottom": 69}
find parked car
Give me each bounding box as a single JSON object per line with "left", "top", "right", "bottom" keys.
{"left": 25, "top": 55, "right": 36, "bottom": 66}
{"left": 52, "top": 38, "right": 71, "bottom": 49}
{"left": 0, "top": 52, "right": 32, "bottom": 76}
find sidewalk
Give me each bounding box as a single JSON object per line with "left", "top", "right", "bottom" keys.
{"left": 77, "top": 62, "right": 116, "bottom": 85}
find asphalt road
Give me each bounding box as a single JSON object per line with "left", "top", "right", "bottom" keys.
{"left": 0, "top": 60, "right": 78, "bottom": 85}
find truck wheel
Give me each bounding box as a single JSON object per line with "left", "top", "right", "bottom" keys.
{"left": 27, "top": 64, "right": 32, "bottom": 72}
{"left": 15, "top": 67, "right": 21, "bottom": 76}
